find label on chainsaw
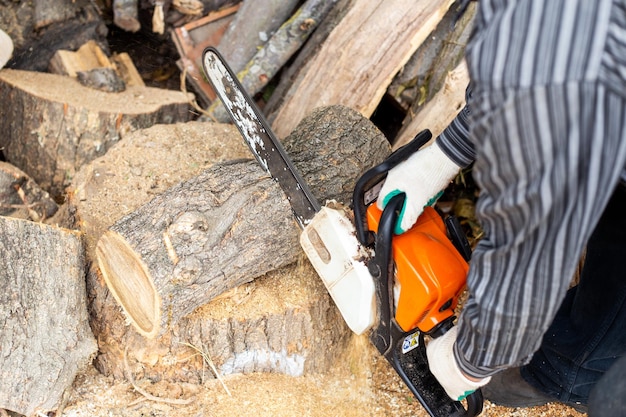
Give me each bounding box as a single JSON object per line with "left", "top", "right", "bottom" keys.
{"left": 402, "top": 331, "right": 421, "bottom": 354}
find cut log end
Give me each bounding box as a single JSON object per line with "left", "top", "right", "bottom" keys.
{"left": 96, "top": 231, "right": 160, "bottom": 338}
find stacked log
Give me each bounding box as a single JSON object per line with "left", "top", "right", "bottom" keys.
{"left": 0, "top": 217, "right": 97, "bottom": 416}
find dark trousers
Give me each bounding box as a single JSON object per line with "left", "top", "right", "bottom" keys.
{"left": 521, "top": 184, "right": 626, "bottom": 409}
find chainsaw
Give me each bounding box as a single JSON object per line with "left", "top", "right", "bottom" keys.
{"left": 202, "top": 47, "right": 483, "bottom": 417}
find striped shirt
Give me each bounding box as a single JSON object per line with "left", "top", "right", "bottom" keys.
{"left": 436, "top": 0, "right": 626, "bottom": 378}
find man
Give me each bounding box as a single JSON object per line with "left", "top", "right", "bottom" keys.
{"left": 378, "top": 1, "right": 626, "bottom": 414}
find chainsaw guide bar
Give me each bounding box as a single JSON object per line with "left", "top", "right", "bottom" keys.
{"left": 202, "top": 47, "right": 320, "bottom": 228}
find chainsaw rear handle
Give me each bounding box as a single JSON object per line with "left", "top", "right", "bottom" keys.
{"left": 373, "top": 193, "right": 483, "bottom": 417}
{"left": 353, "top": 129, "right": 433, "bottom": 246}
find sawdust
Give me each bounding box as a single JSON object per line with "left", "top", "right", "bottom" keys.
{"left": 61, "top": 332, "right": 587, "bottom": 417}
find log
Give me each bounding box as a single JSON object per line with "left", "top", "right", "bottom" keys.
{"left": 68, "top": 106, "right": 389, "bottom": 382}
{"left": 394, "top": 62, "right": 469, "bottom": 149}
{"left": 0, "top": 161, "right": 58, "bottom": 221}
{"left": 216, "top": 0, "right": 300, "bottom": 73}
{"left": 49, "top": 40, "right": 145, "bottom": 88}
{"left": 0, "top": 69, "right": 191, "bottom": 198}
{"left": 0, "top": 217, "right": 97, "bottom": 416}
{"left": 96, "top": 105, "right": 390, "bottom": 339}
{"left": 207, "top": 0, "right": 339, "bottom": 122}
{"left": 34, "top": 0, "right": 78, "bottom": 29}
{"left": 391, "top": 1, "right": 475, "bottom": 145}
{"left": 267, "top": 0, "right": 455, "bottom": 139}
{"left": 96, "top": 159, "right": 295, "bottom": 338}
{"left": 387, "top": 1, "right": 475, "bottom": 113}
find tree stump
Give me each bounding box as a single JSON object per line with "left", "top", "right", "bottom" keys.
{"left": 0, "top": 69, "right": 191, "bottom": 198}
{"left": 0, "top": 217, "right": 97, "bottom": 416}
{"left": 69, "top": 106, "right": 390, "bottom": 382}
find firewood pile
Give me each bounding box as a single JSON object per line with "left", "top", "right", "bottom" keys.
{"left": 0, "top": 1, "right": 476, "bottom": 416}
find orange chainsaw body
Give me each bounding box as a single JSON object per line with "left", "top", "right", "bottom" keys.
{"left": 366, "top": 205, "right": 469, "bottom": 333}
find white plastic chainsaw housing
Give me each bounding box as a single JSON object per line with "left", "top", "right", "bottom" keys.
{"left": 299, "top": 204, "right": 376, "bottom": 335}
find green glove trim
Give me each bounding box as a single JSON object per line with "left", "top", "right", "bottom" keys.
{"left": 382, "top": 189, "right": 407, "bottom": 235}
{"left": 382, "top": 189, "right": 445, "bottom": 235}
{"left": 426, "top": 190, "right": 444, "bottom": 207}
{"left": 458, "top": 389, "right": 476, "bottom": 401}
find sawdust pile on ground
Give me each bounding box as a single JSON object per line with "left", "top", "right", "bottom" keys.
{"left": 62, "top": 337, "right": 587, "bottom": 417}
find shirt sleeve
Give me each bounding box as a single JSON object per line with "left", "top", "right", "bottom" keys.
{"left": 449, "top": 0, "right": 626, "bottom": 379}
{"left": 435, "top": 87, "right": 476, "bottom": 168}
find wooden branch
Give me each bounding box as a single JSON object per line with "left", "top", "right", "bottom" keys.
{"left": 0, "top": 69, "right": 191, "bottom": 197}
{"left": 208, "top": 0, "right": 339, "bottom": 122}
{"left": 216, "top": 0, "right": 300, "bottom": 73}
{"left": 268, "top": 0, "right": 455, "bottom": 139}
{"left": 0, "top": 217, "right": 97, "bottom": 416}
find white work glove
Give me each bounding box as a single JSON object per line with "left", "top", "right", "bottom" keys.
{"left": 426, "top": 326, "right": 491, "bottom": 401}
{"left": 377, "top": 142, "right": 460, "bottom": 234}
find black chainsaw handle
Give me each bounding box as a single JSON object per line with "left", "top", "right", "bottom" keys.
{"left": 353, "top": 129, "right": 432, "bottom": 246}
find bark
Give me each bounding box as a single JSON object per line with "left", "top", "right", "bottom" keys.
{"left": 216, "top": 0, "right": 300, "bottom": 73}
{"left": 0, "top": 69, "right": 191, "bottom": 198}
{"left": 0, "top": 217, "right": 97, "bottom": 416}
{"left": 267, "top": 0, "right": 456, "bottom": 139}
{"left": 208, "top": 0, "right": 339, "bottom": 122}
{"left": 0, "top": 161, "right": 58, "bottom": 222}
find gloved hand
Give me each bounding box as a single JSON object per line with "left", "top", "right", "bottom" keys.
{"left": 426, "top": 326, "right": 491, "bottom": 401}
{"left": 377, "top": 142, "right": 460, "bottom": 234}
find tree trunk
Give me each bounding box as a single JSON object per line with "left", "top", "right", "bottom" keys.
{"left": 0, "top": 217, "right": 97, "bottom": 416}
{"left": 267, "top": 0, "right": 455, "bottom": 139}
{"left": 0, "top": 69, "right": 191, "bottom": 198}
{"left": 67, "top": 106, "right": 389, "bottom": 382}
{"left": 96, "top": 159, "right": 297, "bottom": 338}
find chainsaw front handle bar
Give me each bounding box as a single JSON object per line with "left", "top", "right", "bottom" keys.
{"left": 353, "top": 130, "right": 433, "bottom": 246}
